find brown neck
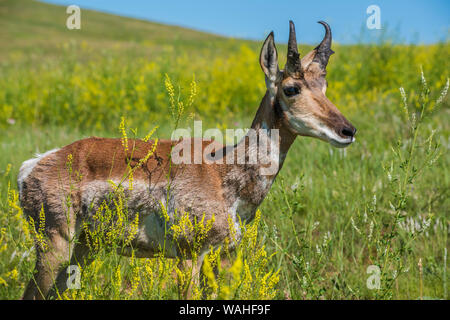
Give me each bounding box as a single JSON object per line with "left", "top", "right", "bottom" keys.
{"left": 250, "top": 91, "right": 296, "bottom": 169}
{"left": 221, "top": 91, "right": 297, "bottom": 211}
{"left": 221, "top": 91, "right": 297, "bottom": 213}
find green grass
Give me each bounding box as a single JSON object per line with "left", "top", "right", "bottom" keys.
{"left": 0, "top": 0, "right": 449, "bottom": 299}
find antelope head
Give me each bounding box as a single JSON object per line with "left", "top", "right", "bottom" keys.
{"left": 260, "top": 20, "right": 356, "bottom": 148}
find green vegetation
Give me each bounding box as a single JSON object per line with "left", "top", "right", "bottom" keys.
{"left": 0, "top": 0, "right": 448, "bottom": 299}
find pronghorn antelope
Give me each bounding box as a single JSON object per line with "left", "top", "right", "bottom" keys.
{"left": 19, "top": 21, "right": 356, "bottom": 299}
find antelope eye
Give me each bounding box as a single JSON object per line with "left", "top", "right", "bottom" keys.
{"left": 283, "top": 86, "right": 300, "bottom": 97}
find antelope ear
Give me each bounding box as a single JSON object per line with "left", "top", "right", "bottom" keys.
{"left": 300, "top": 49, "right": 317, "bottom": 71}
{"left": 259, "top": 31, "right": 279, "bottom": 81}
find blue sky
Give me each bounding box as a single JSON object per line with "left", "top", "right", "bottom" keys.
{"left": 42, "top": 0, "right": 449, "bottom": 44}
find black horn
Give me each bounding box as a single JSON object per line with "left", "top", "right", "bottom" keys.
{"left": 313, "top": 21, "right": 334, "bottom": 69}
{"left": 285, "top": 20, "right": 302, "bottom": 78}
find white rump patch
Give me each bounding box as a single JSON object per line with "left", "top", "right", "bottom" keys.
{"left": 18, "top": 148, "right": 59, "bottom": 199}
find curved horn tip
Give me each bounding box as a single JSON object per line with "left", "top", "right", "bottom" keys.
{"left": 316, "top": 20, "right": 332, "bottom": 48}
{"left": 313, "top": 20, "right": 334, "bottom": 68}
{"left": 317, "top": 20, "right": 330, "bottom": 28}
{"left": 317, "top": 21, "right": 332, "bottom": 36}
{"left": 318, "top": 21, "right": 331, "bottom": 34}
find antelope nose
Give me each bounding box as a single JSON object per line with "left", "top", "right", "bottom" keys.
{"left": 341, "top": 126, "right": 356, "bottom": 138}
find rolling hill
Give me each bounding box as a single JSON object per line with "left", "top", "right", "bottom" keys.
{"left": 0, "top": 0, "right": 250, "bottom": 59}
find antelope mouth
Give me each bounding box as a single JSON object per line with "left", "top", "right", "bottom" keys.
{"left": 329, "top": 136, "right": 355, "bottom": 148}
{"left": 315, "top": 124, "right": 356, "bottom": 148}
{"left": 324, "top": 124, "right": 356, "bottom": 148}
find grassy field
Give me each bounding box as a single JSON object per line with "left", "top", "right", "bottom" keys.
{"left": 0, "top": 0, "right": 449, "bottom": 299}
